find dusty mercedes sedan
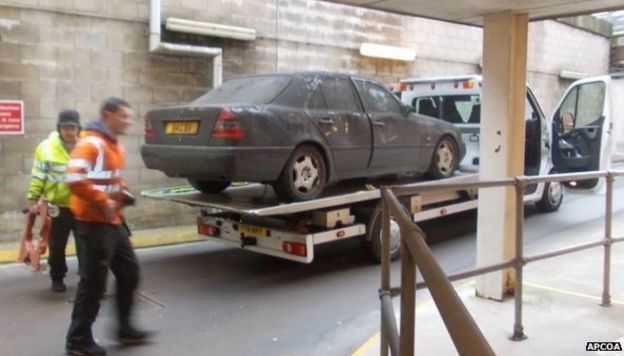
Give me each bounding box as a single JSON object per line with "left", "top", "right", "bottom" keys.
{"left": 141, "top": 72, "right": 465, "bottom": 201}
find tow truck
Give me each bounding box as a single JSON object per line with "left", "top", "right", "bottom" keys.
{"left": 142, "top": 172, "right": 484, "bottom": 263}
{"left": 141, "top": 73, "right": 619, "bottom": 263}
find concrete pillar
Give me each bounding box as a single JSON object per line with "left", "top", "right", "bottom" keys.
{"left": 476, "top": 12, "right": 528, "bottom": 300}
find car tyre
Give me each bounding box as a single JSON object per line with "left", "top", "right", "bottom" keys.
{"left": 536, "top": 171, "right": 563, "bottom": 213}
{"left": 363, "top": 204, "right": 402, "bottom": 263}
{"left": 427, "top": 136, "right": 458, "bottom": 179}
{"left": 188, "top": 179, "right": 230, "bottom": 194}
{"left": 273, "top": 144, "right": 326, "bottom": 202}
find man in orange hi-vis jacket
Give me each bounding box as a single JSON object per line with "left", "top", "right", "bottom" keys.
{"left": 64, "top": 98, "right": 151, "bottom": 356}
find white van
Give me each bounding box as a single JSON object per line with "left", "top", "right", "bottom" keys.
{"left": 393, "top": 73, "right": 620, "bottom": 207}
{"left": 392, "top": 75, "right": 561, "bottom": 211}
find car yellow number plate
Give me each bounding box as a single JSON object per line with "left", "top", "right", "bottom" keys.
{"left": 239, "top": 224, "right": 270, "bottom": 237}
{"left": 165, "top": 121, "right": 198, "bottom": 135}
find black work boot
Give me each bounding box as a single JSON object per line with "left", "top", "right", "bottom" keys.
{"left": 52, "top": 279, "right": 66, "bottom": 293}
{"left": 65, "top": 341, "right": 106, "bottom": 355}
{"left": 118, "top": 325, "right": 152, "bottom": 345}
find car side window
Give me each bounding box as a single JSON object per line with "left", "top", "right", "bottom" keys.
{"left": 320, "top": 78, "right": 360, "bottom": 112}
{"left": 305, "top": 88, "right": 328, "bottom": 111}
{"left": 355, "top": 80, "right": 402, "bottom": 114}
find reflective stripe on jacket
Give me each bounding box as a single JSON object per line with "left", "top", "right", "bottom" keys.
{"left": 27, "top": 131, "right": 74, "bottom": 207}
{"left": 66, "top": 129, "right": 127, "bottom": 224}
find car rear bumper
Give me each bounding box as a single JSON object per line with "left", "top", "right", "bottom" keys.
{"left": 141, "top": 144, "right": 292, "bottom": 182}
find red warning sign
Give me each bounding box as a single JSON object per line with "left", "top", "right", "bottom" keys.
{"left": 0, "top": 100, "right": 24, "bottom": 135}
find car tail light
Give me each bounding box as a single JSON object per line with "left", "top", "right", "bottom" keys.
{"left": 283, "top": 242, "right": 307, "bottom": 257}
{"left": 144, "top": 115, "right": 155, "bottom": 138}
{"left": 198, "top": 223, "right": 220, "bottom": 237}
{"left": 210, "top": 107, "right": 246, "bottom": 139}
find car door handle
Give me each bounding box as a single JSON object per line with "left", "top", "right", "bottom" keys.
{"left": 372, "top": 120, "right": 385, "bottom": 127}
{"left": 319, "top": 117, "right": 335, "bottom": 124}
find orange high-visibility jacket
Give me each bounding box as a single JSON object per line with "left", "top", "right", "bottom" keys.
{"left": 65, "top": 124, "right": 127, "bottom": 225}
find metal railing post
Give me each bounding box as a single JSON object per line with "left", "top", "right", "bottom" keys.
{"left": 602, "top": 172, "right": 614, "bottom": 307}
{"left": 511, "top": 178, "right": 527, "bottom": 341}
{"left": 380, "top": 291, "right": 400, "bottom": 356}
{"left": 400, "top": 231, "right": 416, "bottom": 356}
{"left": 381, "top": 191, "right": 391, "bottom": 356}
{"left": 382, "top": 189, "right": 495, "bottom": 355}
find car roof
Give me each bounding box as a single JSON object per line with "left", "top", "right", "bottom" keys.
{"left": 228, "top": 71, "right": 375, "bottom": 82}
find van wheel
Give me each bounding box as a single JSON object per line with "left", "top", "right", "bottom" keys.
{"left": 188, "top": 179, "right": 230, "bottom": 194}
{"left": 273, "top": 144, "right": 326, "bottom": 202}
{"left": 427, "top": 136, "right": 458, "bottom": 179}
{"left": 536, "top": 171, "right": 563, "bottom": 213}
{"left": 363, "top": 205, "right": 402, "bottom": 263}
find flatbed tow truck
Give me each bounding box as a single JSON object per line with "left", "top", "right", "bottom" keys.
{"left": 142, "top": 173, "right": 482, "bottom": 263}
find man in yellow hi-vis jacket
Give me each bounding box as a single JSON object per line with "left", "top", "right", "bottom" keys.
{"left": 26, "top": 109, "right": 81, "bottom": 292}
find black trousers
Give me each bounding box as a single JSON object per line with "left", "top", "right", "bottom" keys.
{"left": 48, "top": 207, "right": 75, "bottom": 281}
{"left": 66, "top": 221, "right": 139, "bottom": 346}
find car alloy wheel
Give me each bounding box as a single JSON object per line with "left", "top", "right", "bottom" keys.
{"left": 273, "top": 144, "right": 327, "bottom": 202}
{"left": 436, "top": 140, "right": 455, "bottom": 175}
{"left": 428, "top": 136, "right": 458, "bottom": 179}
{"left": 292, "top": 155, "right": 320, "bottom": 194}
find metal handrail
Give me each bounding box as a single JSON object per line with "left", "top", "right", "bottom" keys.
{"left": 378, "top": 169, "right": 623, "bottom": 355}
{"left": 381, "top": 188, "right": 495, "bottom": 356}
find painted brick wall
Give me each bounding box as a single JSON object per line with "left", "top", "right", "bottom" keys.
{"left": 0, "top": 1, "right": 610, "bottom": 242}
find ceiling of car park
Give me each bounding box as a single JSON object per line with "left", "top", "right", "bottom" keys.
{"left": 323, "top": 0, "right": 624, "bottom": 26}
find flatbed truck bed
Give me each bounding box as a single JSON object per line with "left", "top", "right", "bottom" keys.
{"left": 141, "top": 173, "right": 479, "bottom": 263}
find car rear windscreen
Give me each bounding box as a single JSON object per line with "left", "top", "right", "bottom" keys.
{"left": 192, "top": 75, "right": 291, "bottom": 105}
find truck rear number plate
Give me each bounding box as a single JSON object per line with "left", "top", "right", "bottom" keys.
{"left": 239, "top": 224, "right": 270, "bottom": 237}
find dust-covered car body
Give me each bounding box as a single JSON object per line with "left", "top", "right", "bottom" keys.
{"left": 141, "top": 72, "right": 465, "bottom": 201}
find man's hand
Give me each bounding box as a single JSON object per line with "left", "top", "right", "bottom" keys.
{"left": 104, "top": 199, "right": 117, "bottom": 221}
{"left": 24, "top": 200, "right": 39, "bottom": 214}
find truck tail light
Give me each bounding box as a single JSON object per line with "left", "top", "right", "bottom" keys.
{"left": 198, "top": 223, "right": 220, "bottom": 237}
{"left": 462, "top": 80, "right": 474, "bottom": 89}
{"left": 210, "top": 107, "right": 246, "bottom": 139}
{"left": 283, "top": 242, "right": 307, "bottom": 257}
{"left": 144, "top": 115, "right": 155, "bottom": 138}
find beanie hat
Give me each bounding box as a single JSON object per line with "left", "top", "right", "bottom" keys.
{"left": 57, "top": 109, "right": 81, "bottom": 127}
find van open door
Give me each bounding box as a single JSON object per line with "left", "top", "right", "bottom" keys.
{"left": 551, "top": 76, "right": 614, "bottom": 189}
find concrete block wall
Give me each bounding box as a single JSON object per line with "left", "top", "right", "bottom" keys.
{"left": 0, "top": 0, "right": 610, "bottom": 242}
